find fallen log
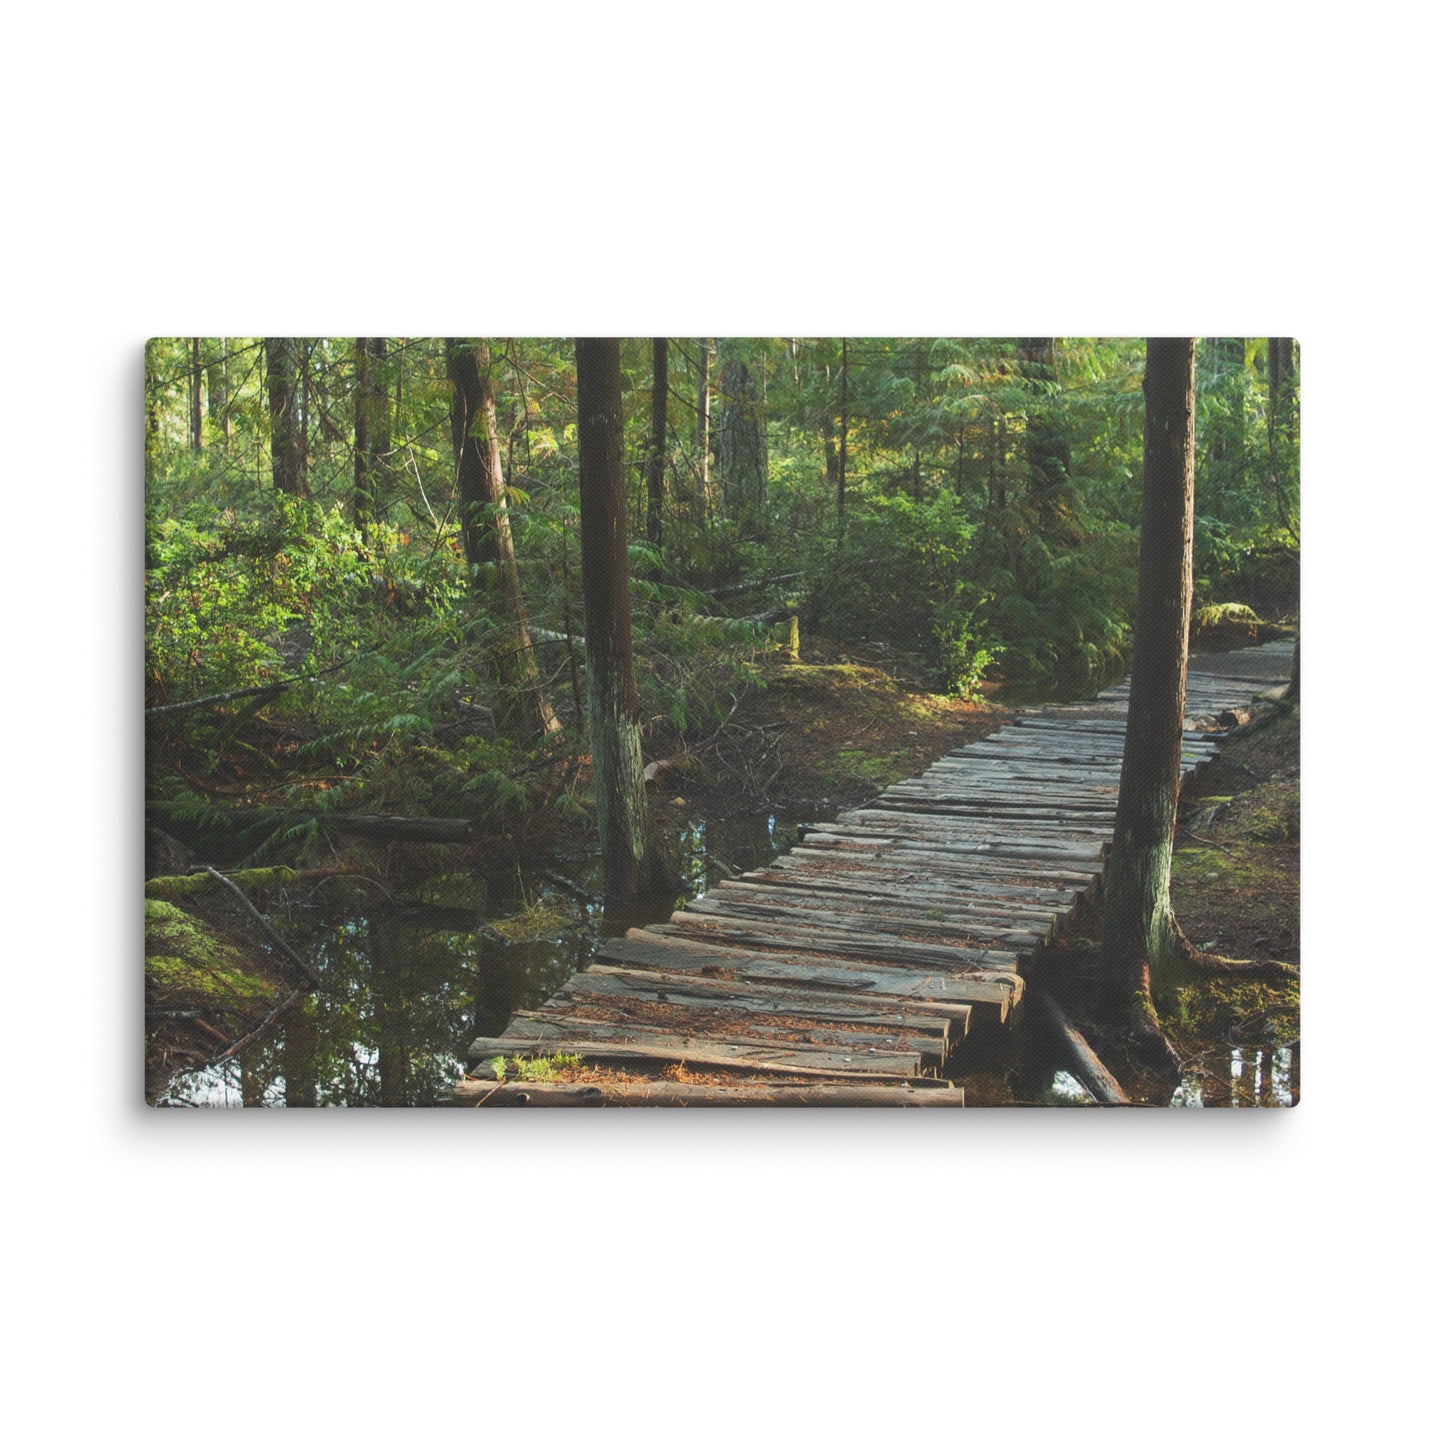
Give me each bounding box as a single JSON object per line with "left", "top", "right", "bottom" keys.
{"left": 1032, "top": 990, "right": 1131, "bottom": 1106}
{"left": 146, "top": 801, "right": 474, "bottom": 844}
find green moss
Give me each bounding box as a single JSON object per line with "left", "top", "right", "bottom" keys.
{"left": 1164, "top": 975, "right": 1299, "bottom": 1040}
{"left": 491, "top": 896, "right": 572, "bottom": 943}
{"left": 145, "top": 898, "right": 278, "bottom": 1005}
{"left": 1243, "top": 784, "right": 1300, "bottom": 842}
{"left": 145, "top": 866, "right": 298, "bottom": 901}
{"left": 1172, "top": 846, "right": 1272, "bottom": 889}
{"left": 147, "top": 953, "right": 276, "bottom": 1003}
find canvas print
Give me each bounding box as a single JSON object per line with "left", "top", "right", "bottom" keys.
{"left": 144, "top": 338, "right": 1300, "bottom": 1108}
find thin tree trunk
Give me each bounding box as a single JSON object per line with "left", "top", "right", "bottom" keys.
{"left": 717, "top": 345, "right": 767, "bottom": 523}
{"left": 264, "top": 337, "right": 306, "bottom": 496}
{"left": 447, "top": 338, "right": 560, "bottom": 742}
{"left": 189, "top": 338, "right": 203, "bottom": 453}
{"left": 207, "top": 338, "right": 230, "bottom": 451}
{"left": 1100, "top": 337, "right": 1197, "bottom": 1064}
{"left": 354, "top": 337, "right": 389, "bottom": 531}
{"left": 696, "top": 338, "right": 711, "bottom": 515}
{"left": 838, "top": 337, "right": 849, "bottom": 521}
{"left": 576, "top": 337, "right": 673, "bottom": 903}
{"left": 1268, "top": 336, "right": 1299, "bottom": 536}
{"left": 647, "top": 338, "right": 667, "bottom": 548}
{"left": 145, "top": 348, "right": 162, "bottom": 467}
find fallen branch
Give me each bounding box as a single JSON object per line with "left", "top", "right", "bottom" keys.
{"left": 145, "top": 659, "right": 352, "bottom": 719}
{"left": 196, "top": 865, "right": 322, "bottom": 988}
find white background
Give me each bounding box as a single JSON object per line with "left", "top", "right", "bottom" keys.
{"left": 5, "top": 4, "right": 1434, "bottom": 1441}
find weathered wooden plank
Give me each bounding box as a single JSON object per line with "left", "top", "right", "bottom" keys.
{"left": 596, "top": 930, "right": 1021, "bottom": 1016}
{"left": 766, "top": 852, "right": 1088, "bottom": 906}
{"left": 572, "top": 963, "right": 974, "bottom": 1032}
{"left": 515, "top": 1004, "right": 951, "bottom": 1068}
{"left": 466, "top": 1022, "right": 924, "bottom": 1078}
{"left": 455, "top": 1079, "right": 966, "bottom": 1107}
{"left": 680, "top": 893, "right": 1050, "bottom": 950}
{"left": 656, "top": 913, "right": 1036, "bottom": 978}
{"left": 732, "top": 867, "right": 1071, "bottom": 919}
{"left": 796, "top": 832, "right": 1101, "bottom": 884}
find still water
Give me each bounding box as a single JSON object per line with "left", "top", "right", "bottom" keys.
{"left": 1041, "top": 1046, "right": 1299, "bottom": 1108}
{"left": 154, "top": 813, "right": 800, "bottom": 1107}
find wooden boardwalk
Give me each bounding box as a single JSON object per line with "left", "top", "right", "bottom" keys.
{"left": 456, "top": 638, "right": 1295, "bottom": 1106}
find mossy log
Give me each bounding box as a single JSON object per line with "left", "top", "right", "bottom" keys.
{"left": 145, "top": 866, "right": 299, "bottom": 901}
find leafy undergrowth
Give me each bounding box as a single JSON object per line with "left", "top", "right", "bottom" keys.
{"left": 654, "top": 636, "right": 1011, "bottom": 820}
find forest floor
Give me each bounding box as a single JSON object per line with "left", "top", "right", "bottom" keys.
{"left": 650, "top": 637, "right": 1012, "bottom": 821}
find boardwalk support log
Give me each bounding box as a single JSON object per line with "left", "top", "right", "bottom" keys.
{"left": 1032, "top": 990, "right": 1131, "bottom": 1106}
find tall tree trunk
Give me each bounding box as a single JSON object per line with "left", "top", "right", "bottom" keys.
{"left": 822, "top": 410, "right": 839, "bottom": 493}
{"left": 1018, "top": 337, "right": 1071, "bottom": 513}
{"left": 696, "top": 337, "right": 711, "bottom": 515}
{"left": 1101, "top": 337, "right": 1197, "bottom": 1061}
{"left": 371, "top": 911, "right": 408, "bottom": 1107}
{"left": 189, "top": 338, "right": 203, "bottom": 453}
{"left": 646, "top": 338, "right": 668, "bottom": 548}
{"left": 354, "top": 337, "right": 390, "bottom": 531}
{"left": 838, "top": 338, "right": 849, "bottom": 521}
{"left": 1267, "top": 336, "right": 1299, "bottom": 536}
{"left": 446, "top": 338, "right": 560, "bottom": 742}
{"left": 264, "top": 337, "right": 307, "bottom": 496}
{"left": 207, "top": 338, "right": 230, "bottom": 451}
{"left": 282, "top": 999, "right": 318, "bottom": 1108}
{"left": 575, "top": 337, "right": 673, "bottom": 904}
{"left": 717, "top": 343, "right": 767, "bottom": 524}
{"left": 145, "top": 347, "right": 162, "bottom": 468}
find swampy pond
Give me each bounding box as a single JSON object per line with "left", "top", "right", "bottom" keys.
{"left": 152, "top": 812, "right": 802, "bottom": 1107}
{"left": 152, "top": 793, "right": 1297, "bottom": 1110}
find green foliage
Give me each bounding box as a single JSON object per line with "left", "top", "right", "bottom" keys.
{"left": 488, "top": 1051, "right": 585, "bottom": 1082}
{"left": 801, "top": 490, "right": 996, "bottom": 685}
{"left": 145, "top": 336, "right": 1299, "bottom": 862}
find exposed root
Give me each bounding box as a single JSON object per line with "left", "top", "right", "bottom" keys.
{"left": 1171, "top": 928, "right": 1299, "bottom": 982}
{"left": 1127, "top": 989, "right": 1182, "bottom": 1080}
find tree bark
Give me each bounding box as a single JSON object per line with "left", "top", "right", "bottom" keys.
{"left": 646, "top": 338, "right": 668, "bottom": 547}
{"left": 354, "top": 337, "right": 390, "bottom": 530}
{"left": 696, "top": 337, "right": 711, "bottom": 512}
{"left": 446, "top": 338, "right": 560, "bottom": 742}
{"left": 264, "top": 337, "right": 307, "bottom": 496}
{"left": 717, "top": 344, "right": 767, "bottom": 522}
{"left": 576, "top": 337, "right": 673, "bottom": 903}
{"left": 1019, "top": 337, "right": 1071, "bottom": 512}
{"left": 145, "top": 347, "right": 162, "bottom": 467}
{"left": 189, "top": 338, "right": 204, "bottom": 453}
{"left": 1100, "top": 337, "right": 1197, "bottom": 1067}
{"left": 1267, "top": 336, "right": 1300, "bottom": 536}
{"left": 207, "top": 338, "right": 230, "bottom": 450}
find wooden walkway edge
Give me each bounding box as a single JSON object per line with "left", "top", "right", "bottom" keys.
{"left": 457, "top": 638, "right": 1295, "bottom": 1106}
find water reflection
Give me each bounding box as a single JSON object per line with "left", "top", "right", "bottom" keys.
{"left": 1170, "top": 1046, "right": 1297, "bottom": 1108}
{"left": 1047, "top": 1070, "right": 1093, "bottom": 1106}
{"left": 154, "top": 812, "right": 801, "bottom": 1107}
